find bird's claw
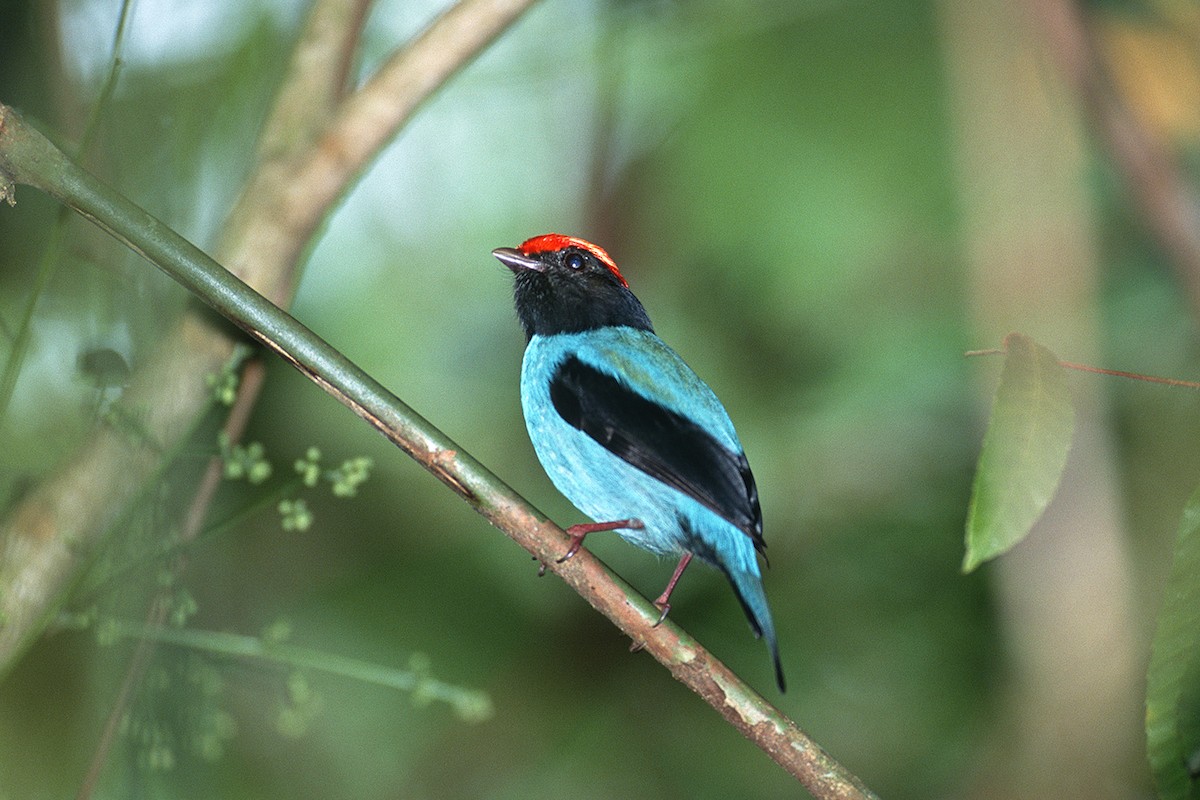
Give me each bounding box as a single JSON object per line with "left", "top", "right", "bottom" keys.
{"left": 555, "top": 535, "right": 586, "bottom": 564}
{"left": 630, "top": 599, "right": 671, "bottom": 652}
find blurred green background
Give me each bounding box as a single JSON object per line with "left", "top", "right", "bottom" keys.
{"left": 2, "top": 0, "right": 1199, "bottom": 797}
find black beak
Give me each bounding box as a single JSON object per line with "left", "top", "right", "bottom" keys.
{"left": 492, "top": 247, "right": 544, "bottom": 274}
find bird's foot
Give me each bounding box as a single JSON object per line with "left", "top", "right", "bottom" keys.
{"left": 650, "top": 597, "right": 672, "bottom": 628}
{"left": 555, "top": 518, "right": 643, "bottom": 564}
{"left": 556, "top": 529, "right": 588, "bottom": 564}
{"left": 631, "top": 549, "right": 692, "bottom": 650}
{"left": 649, "top": 552, "right": 693, "bottom": 627}
{"left": 630, "top": 594, "right": 672, "bottom": 650}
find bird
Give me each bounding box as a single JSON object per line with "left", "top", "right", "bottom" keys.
{"left": 492, "top": 233, "right": 785, "bottom": 692}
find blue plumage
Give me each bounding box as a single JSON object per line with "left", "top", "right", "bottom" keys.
{"left": 521, "top": 328, "right": 750, "bottom": 560}
{"left": 495, "top": 234, "right": 785, "bottom": 692}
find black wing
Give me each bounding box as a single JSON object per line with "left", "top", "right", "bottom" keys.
{"left": 549, "top": 355, "right": 763, "bottom": 548}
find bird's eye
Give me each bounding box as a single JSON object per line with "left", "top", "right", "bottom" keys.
{"left": 564, "top": 252, "right": 586, "bottom": 271}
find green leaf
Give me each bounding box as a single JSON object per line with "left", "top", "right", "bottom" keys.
{"left": 963, "top": 333, "right": 1075, "bottom": 572}
{"left": 1147, "top": 483, "right": 1200, "bottom": 800}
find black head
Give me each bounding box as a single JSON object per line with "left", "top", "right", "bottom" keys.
{"left": 493, "top": 234, "right": 654, "bottom": 342}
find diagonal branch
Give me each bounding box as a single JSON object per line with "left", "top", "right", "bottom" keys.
{"left": 223, "top": 0, "right": 538, "bottom": 303}
{"left": 0, "top": 0, "right": 536, "bottom": 674}
{"left": 0, "top": 101, "right": 878, "bottom": 800}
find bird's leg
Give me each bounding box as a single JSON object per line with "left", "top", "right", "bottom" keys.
{"left": 651, "top": 552, "right": 693, "bottom": 626}
{"left": 630, "top": 552, "right": 696, "bottom": 652}
{"left": 537, "top": 519, "right": 644, "bottom": 574}
{"left": 557, "top": 518, "right": 643, "bottom": 563}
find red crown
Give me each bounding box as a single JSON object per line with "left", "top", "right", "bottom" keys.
{"left": 518, "top": 233, "right": 629, "bottom": 288}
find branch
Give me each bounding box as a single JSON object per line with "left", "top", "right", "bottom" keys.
{"left": 0, "top": 0, "right": 536, "bottom": 673}
{"left": 0, "top": 103, "right": 878, "bottom": 800}
{"left": 222, "top": 0, "right": 539, "bottom": 299}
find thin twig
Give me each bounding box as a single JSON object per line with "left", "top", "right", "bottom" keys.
{"left": 966, "top": 341, "right": 1200, "bottom": 389}
{"left": 74, "top": 357, "right": 266, "bottom": 800}
{"left": 74, "top": 600, "right": 168, "bottom": 800}
{"left": 1056, "top": 359, "right": 1200, "bottom": 389}
{"left": 97, "top": 619, "right": 491, "bottom": 718}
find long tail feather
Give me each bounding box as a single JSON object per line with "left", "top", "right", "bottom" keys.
{"left": 724, "top": 568, "right": 786, "bottom": 693}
